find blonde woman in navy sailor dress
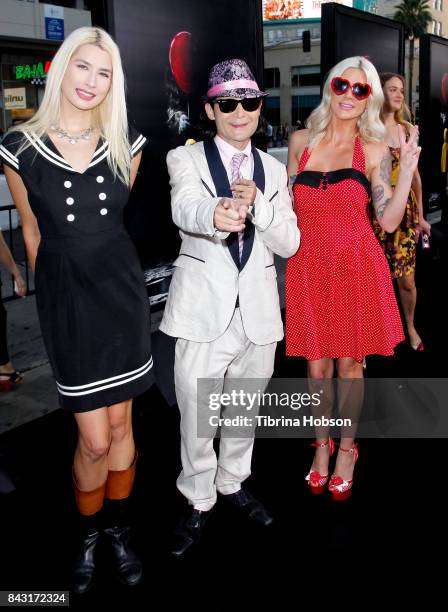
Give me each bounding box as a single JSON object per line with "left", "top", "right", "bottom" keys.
{"left": 0, "top": 27, "right": 152, "bottom": 593}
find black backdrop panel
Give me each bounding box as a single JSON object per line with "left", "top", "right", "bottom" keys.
{"left": 91, "top": 0, "right": 264, "bottom": 265}
{"left": 419, "top": 34, "right": 448, "bottom": 211}
{"left": 321, "top": 3, "right": 404, "bottom": 83}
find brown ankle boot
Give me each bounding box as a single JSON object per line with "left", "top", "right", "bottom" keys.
{"left": 72, "top": 472, "right": 106, "bottom": 595}
{"left": 103, "top": 453, "right": 142, "bottom": 587}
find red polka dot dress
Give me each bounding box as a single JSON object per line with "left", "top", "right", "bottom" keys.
{"left": 286, "top": 136, "right": 404, "bottom": 362}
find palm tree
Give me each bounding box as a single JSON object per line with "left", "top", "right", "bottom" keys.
{"left": 394, "top": 0, "right": 432, "bottom": 111}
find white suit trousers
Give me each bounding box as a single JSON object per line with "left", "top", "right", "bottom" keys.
{"left": 174, "top": 308, "right": 277, "bottom": 511}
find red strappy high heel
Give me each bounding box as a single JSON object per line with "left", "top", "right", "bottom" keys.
{"left": 328, "top": 443, "right": 359, "bottom": 501}
{"left": 305, "top": 437, "right": 335, "bottom": 495}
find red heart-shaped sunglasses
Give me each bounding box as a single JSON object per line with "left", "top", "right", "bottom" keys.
{"left": 331, "top": 77, "right": 372, "bottom": 101}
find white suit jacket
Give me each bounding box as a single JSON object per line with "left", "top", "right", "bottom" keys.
{"left": 159, "top": 139, "right": 300, "bottom": 345}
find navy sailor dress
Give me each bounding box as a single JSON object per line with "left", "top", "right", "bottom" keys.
{"left": 0, "top": 126, "right": 153, "bottom": 412}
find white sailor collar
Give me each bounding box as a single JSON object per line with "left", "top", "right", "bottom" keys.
{"left": 23, "top": 132, "right": 109, "bottom": 174}
{"left": 22, "top": 132, "right": 146, "bottom": 174}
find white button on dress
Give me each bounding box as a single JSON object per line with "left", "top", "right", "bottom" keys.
{"left": 66, "top": 197, "right": 74, "bottom": 205}
{"left": 99, "top": 193, "right": 107, "bottom": 200}
{"left": 100, "top": 208, "right": 108, "bottom": 216}
{"left": 67, "top": 214, "right": 75, "bottom": 222}
{"left": 96, "top": 176, "right": 104, "bottom": 183}
{"left": 64, "top": 180, "right": 72, "bottom": 188}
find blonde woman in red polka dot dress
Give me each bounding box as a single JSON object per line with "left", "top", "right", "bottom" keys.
{"left": 286, "top": 57, "right": 421, "bottom": 500}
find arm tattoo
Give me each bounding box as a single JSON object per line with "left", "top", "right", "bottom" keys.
{"left": 372, "top": 185, "right": 384, "bottom": 203}
{"left": 373, "top": 154, "right": 392, "bottom": 219}
{"left": 376, "top": 198, "right": 391, "bottom": 219}
{"left": 379, "top": 153, "right": 392, "bottom": 184}
{"left": 289, "top": 174, "right": 297, "bottom": 187}
{"left": 372, "top": 184, "right": 391, "bottom": 218}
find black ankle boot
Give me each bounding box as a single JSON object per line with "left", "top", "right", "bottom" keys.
{"left": 72, "top": 512, "right": 102, "bottom": 595}
{"left": 103, "top": 498, "right": 142, "bottom": 587}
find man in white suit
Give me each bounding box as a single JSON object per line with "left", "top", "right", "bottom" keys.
{"left": 160, "top": 59, "right": 300, "bottom": 555}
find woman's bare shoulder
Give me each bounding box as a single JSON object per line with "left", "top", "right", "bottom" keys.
{"left": 289, "top": 128, "right": 309, "bottom": 146}
{"left": 364, "top": 140, "right": 390, "bottom": 167}
{"left": 288, "top": 128, "right": 310, "bottom": 158}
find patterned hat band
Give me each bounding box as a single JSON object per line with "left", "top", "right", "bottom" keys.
{"left": 207, "top": 79, "right": 261, "bottom": 97}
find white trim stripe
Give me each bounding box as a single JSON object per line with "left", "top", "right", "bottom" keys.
{"left": 27, "top": 132, "right": 110, "bottom": 172}
{"left": 131, "top": 135, "right": 146, "bottom": 155}
{"left": 31, "top": 133, "right": 72, "bottom": 165}
{"left": 24, "top": 133, "right": 73, "bottom": 171}
{"left": 131, "top": 135, "right": 144, "bottom": 150}
{"left": 31, "top": 144, "right": 73, "bottom": 171}
{"left": 88, "top": 148, "right": 109, "bottom": 168}
{"left": 0, "top": 146, "right": 19, "bottom": 170}
{"left": 91, "top": 141, "right": 108, "bottom": 159}
{"left": 56, "top": 356, "right": 153, "bottom": 391}
{"left": 0, "top": 144, "right": 18, "bottom": 163}
{"left": 57, "top": 358, "right": 153, "bottom": 397}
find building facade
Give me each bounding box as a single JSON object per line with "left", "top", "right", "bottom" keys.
{"left": 0, "top": 0, "right": 91, "bottom": 134}
{"left": 376, "top": 0, "right": 448, "bottom": 38}
{"left": 263, "top": 18, "right": 321, "bottom": 129}
{"left": 264, "top": 1, "right": 448, "bottom": 130}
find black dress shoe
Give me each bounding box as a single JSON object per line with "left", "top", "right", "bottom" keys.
{"left": 171, "top": 508, "right": 212, "bottom": 557}
{"left": 219, "top": 489, "right": 273, "bottom": 526}
{"left": 72, "top": 516, "right": 101, "bottom": 595}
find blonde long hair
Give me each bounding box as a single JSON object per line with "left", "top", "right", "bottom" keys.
{"left": 10, "top": 26, "right": 131, "bottom": 185}
{"left": 306, "top": 56, "right": 386, "bottom": 147}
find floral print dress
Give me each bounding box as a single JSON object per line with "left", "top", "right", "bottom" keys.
{"left": 372, "top": 146, "right": 419, "bottom": 279}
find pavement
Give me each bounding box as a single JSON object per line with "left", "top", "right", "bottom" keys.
{"left": 0, "top": 295, "right": 58, "bottom": 434}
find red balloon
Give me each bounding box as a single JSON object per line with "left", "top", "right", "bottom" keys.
{"left": 169, "top": 31, "right": 192, "bottom": 94}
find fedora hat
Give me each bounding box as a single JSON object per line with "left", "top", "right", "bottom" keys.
{"left": 205, "top": 58, "right": 267, "bottom": 99}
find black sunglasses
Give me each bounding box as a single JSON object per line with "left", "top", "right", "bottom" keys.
{"left": 213, "top": 98, "right": 262, "bottom": 113}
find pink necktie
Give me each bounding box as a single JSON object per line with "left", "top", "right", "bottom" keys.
{"left": 230, "top": 152, "right": 247, "bottom": 260}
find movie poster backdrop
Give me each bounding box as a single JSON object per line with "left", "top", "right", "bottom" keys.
{"left": 93, "top": 0, "right": 265, "bottom": 265}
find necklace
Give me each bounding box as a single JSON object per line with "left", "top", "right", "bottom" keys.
{"left": 51, "top": 125, "right": 96, "bottom": 145}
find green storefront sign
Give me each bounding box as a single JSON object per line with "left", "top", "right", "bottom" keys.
{"left": 15, "top": 61, "right": 52, "bottom": 81}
